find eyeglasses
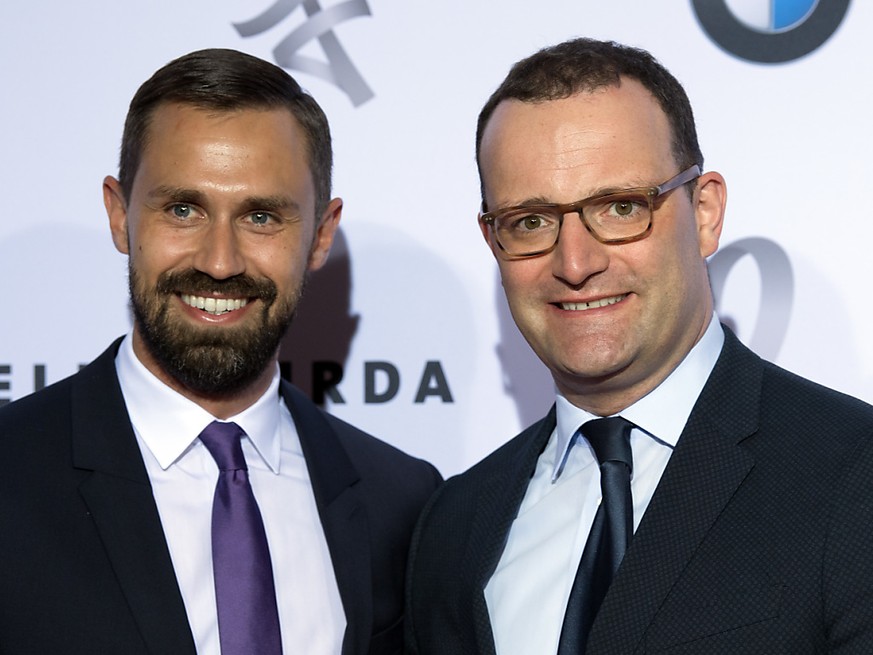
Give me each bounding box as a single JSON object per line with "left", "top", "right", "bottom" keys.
{"left": 479, "top": 165, "right": 701, "bottom": 258}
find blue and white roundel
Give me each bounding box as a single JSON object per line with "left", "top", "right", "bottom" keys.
{"left": 724, "top": 0, "right": 820, "bottom": 33}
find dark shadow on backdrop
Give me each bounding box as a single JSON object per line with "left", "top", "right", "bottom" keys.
{"left": 494, "top": 272, "right": 555, "bottom": 428}
{"left": 279, "top": 228, "right": 359, "bottom": 405}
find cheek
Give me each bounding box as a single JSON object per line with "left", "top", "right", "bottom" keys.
{"left": 129, "top": 219, "right": 192, "bottom": 261}
{"left": 498, "top": 260, "right": 544, "bottom": 296}
{"left": 648, "top": 214, "right": 701, "bottom": 272}
{"left": 258, "top": 246, "right": 308, "bottom": 288}
{"left": 646, "top": 227, "right": 709, "bottom": 314}
{"left": 131, "top": 240, "right": 189, "bottom": 280}
{"left": 499, "top": 271, "right": 530, "bottom": 314}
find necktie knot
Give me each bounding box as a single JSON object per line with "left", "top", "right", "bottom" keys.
{"left": 199, "top": 421, "right": 248, "bottom": 472}
{"left": 581, "top": 416, "right": 634, "bottom": 474}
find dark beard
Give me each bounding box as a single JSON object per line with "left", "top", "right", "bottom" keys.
{"left": 129, "top": 265, "right": 301, "bottom": 397}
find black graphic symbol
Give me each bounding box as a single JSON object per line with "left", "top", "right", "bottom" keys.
{"left": 235, "top": 0, "right": 374, "bottom": 106}
{"left": 692, "top": 0, "right": 851, "bottom": 63}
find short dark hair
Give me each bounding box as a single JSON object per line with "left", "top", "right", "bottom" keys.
{"left": 476, "top": 38, "right": 703, "bottom": 205}
{"left": 118, "top": 48, "right": 333, "bottom": 217}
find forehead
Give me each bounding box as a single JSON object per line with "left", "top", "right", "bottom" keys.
{"left": 134, "top": 103, "right": 315, "bottom": 206}
{"left": 142, "top": 102, "right": 307, "bottom": 160}
{"left": 479, "top": 80, "right": 675, "bottom": 200}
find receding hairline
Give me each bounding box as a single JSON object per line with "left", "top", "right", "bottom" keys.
{"left": 476, "top": 72, "right": 699, "bottom": 212}
{"left": 477, "top": 77, "right": 684, "bottom": 197}
{"left": 127, "top": 100, "right": 319, "bottom": 200}
{"left": 479, "top": 74, "right": 674, "bottom": 155}
{"left": 117, "top": 48, "right": 334, "bottom": 219}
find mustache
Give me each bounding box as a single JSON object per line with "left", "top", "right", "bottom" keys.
{"left": 155, "top": 269, "right": 278, "bottom": 304}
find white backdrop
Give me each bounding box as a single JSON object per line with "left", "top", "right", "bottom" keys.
{"left": 1, "top": 0, "right": 869, "bottom": 476}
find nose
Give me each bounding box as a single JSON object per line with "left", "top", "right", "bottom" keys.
{"left": 550, "top": 212, "right": 610, "bottom": 286}
{"left": 192, "top": 219, "right": 246, "bottom": 280}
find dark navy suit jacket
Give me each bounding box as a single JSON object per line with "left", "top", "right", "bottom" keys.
{"left": 405, "top": 327, "right": 873, "bottom": 654}
{"left": 0, "top": 339, "right": 441, "bottom": 654}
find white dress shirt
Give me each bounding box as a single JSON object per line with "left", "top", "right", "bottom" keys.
{"left": 115, "top": 334, "right": 346, "bottom": 655}
{"left": 485, "top": 316, "right": 725, "bottom": 655}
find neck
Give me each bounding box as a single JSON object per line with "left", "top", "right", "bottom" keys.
{"left": 559, "top": 383, "right": 649, "bottom": 418}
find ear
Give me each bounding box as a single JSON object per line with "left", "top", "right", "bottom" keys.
{"left": 308, "top": 197, "right": 343, "bottom": 271}
{"left": 693, "top": 171, "right": 727, "bottom": 258}
{"left": 103, "top": 176, "right": 130, "bottom": 255}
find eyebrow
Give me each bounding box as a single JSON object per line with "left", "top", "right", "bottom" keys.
{"left": 147, "top": 186, "right": 208, "bottom": 205}
{"left": 239, "top": 195, "right": 301, "bottom": 214}
{"left": 146, "top": 186, "right": 301, "bottom": 214}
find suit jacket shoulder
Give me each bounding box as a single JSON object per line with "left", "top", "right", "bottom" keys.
{"left": 0, "top": 340, "right": 196, "bottom": 654}
{"left": 0, "top": 343, "right": 443, "bottom": 655}
{"left": 593, "top": 327, "right": 873, "bottom": 654}
{"left": 405, "top": 408, "right": 555, "bottom": 655}
{"left": 406, "top": 327, "right": 873, "bottom": 655}
{"left": 281, "top": 379, "right": 441, "bottom": 512}
{"left": 281, "top": 380, "right": 443, "bottom": 655}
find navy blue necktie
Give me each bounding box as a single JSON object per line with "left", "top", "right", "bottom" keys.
{"left": 557, "top": 417, "right": 635, "bottom": 654}
{"left": 199, "top": 421, "right": 282, "bottom": 655}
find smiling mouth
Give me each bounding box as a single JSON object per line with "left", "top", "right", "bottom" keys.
{"left": 180, "top": 293, "right": 249, "bottom": 315}
{"left": 558, "top": 294, "right": 628, "bottom": 311}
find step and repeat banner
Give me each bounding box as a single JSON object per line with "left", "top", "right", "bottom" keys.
{"left": 1, "top": 1, "right": 869, "bottom": 476}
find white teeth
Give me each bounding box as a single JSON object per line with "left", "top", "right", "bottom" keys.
{"left": 181, "top": 294, "right": 248, "bottom": 315}
{"left": 560, "top": 294, "right": 627, "bottom": 311}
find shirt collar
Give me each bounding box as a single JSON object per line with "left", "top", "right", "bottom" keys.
{"left": 552, "top": 314, "right": 725, "bottom": 481}
{"left": 115, "top": 333, "right": 283, "bottom": 473}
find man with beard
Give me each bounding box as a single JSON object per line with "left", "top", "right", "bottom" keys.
{"left": 0, "top": 49, "right": 441, "bottom": 655}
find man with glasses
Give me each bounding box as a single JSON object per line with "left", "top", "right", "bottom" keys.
{"left": 405, "top": 38, "right": 873, "bottom": 654}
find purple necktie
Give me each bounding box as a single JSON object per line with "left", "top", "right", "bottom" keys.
{"left": 199, "top": 421, "right": 282, "bottom": 655}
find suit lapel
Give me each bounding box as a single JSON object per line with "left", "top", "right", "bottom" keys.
{"left": 281, "top": 383, "right": 369, "bottom": 655}
{"left": 463, "top": 408, "right": 557, "bottom": 655}
{"left": 71, "top": 342, "right": 196, "bottom": 655}
{"left": 587, "top": 329, "right": 762, "bottom": 653}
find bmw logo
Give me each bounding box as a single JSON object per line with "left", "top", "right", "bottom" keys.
{"left": 692, "top": 0, "right": 851, "bottom": 63}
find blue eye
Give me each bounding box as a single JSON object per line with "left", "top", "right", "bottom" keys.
{"left": 171, "top": 204, "right": 192, "bottom": 219}
{"left": 250, "top": 212, "right": 271, "bottom": 225}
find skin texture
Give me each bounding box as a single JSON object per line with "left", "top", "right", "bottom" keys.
{"left": 479, "top": 79, "right": 727, "bottom": 416}
{"left": 103, "top": 103, "right": 342, "bottom": 418}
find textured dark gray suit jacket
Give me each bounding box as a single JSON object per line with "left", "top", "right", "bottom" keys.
{"left": 405, "top": 327, "right": 873, "bottom": 654}
{"left": 0, "top": 339, "right": 442, "bottom": 655}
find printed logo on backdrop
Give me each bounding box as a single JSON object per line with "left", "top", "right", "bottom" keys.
{"left": 276, "top": 229, "right": 456, "bottom": 407}
{"left": 692, "top": 0, "right": 851, "bottom": 63}
{"left": 235, "top": 0, "right": 375, "bottom": 106}
{"left": 709, "top": 237, "right": 794, "bottom": 360}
